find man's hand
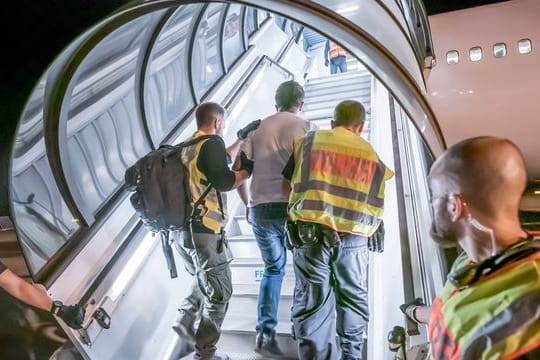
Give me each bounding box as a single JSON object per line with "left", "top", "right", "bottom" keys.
{"left": 399, "top": 298, "right": 425, "bottom": 324}
{"left": 54, "top": 303, "right": 86, "bottom": 329}
{"left": 368, "top": 221, "right": 385, "bottom": 252}
{"left": 237, "top": 119, "right": 261, "bottom": 140}
{"left": 325, "top": 59, "right": 329, "bottom": 67}
{"left": 245, "top": 206, "right": 252, "bottom": 225}
{"left": 238, "top": 151, "right": 254, "bottom": 176}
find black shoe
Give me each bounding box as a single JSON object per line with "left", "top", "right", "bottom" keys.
{"left": 237, "top": 119, "right": 261, "bottom": 140}
{"left": 255, "top": 332, "right": 284, "bottom": 357}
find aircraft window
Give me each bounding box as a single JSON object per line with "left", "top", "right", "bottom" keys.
{"left": 145, "top": 6, "right": 200, "bottom": 145}
{"left": 469, "top": 47, "right": 482, "bottom": 62}
{"left": 274, "top": 15, "right": 286, "bottom": 31}
{"left": 246, "top": 7, "right": 256, "bottom": 37}
{"left": 518, "top": 39, "right": 532, "bottom": 54}
{"left": 493, "top": 43, "right": 507, "bottom": 58}
{"left": 257, "top": 9, "right": 270, "bottom": 26}
{"left": 223, "top": 4, "right": 244, "bottom": 69}
{"left": 63, "top": 14, "right": 157, "bottom": 221}
{"left": 446, "top": 50, "right": 459, "bottom": 65}
{"left": 192, "top": 3, "right": 227, "bottom": 99}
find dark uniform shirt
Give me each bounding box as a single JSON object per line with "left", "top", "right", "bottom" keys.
{"left": 193, "top": 136, "right": 235, "bottom": 233}
{"left": 197, "top": 137, "right": 235, "bottom": 192}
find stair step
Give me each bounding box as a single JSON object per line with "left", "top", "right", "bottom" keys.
{"left": 304, "top": 94, "right": 371, "bottom": 112}
{"left": 306, "top": 82, "right": 367, "bottom": 97}
{"left": 230, "top": 260, "right": 295, "bottom": 289}
{"left": 305, "top": 86, "right": 369, "bottom": 101}
{"left": 304, "top": 86, "right": 370, "bottom": 105}
{"left": 232, "top": 217, "right": 254, "bottom": 236}
{"left": 224, "top": 296, "right": 294, "bottom": 332}
{"left": 218, "top": 331, "right": 298, "bottom": 359}
{"left": 305, "top": 76, "right": 370, "bottom": 92}
{"left": 229, "top": 240, "right": 260, "bottom": 261}
{"left": 233, "top": 282, "right": 294, "bottom": 297}
{"left": 305, "top": 70, "right": 369, "bottom": 85}
{"left": 228, "top": 235, "right": 255, "bottom": 242}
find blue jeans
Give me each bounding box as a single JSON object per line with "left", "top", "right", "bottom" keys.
{"left": 330, "top": 56, "right": 347, "bottom": 74}
{"left": 292, "top": 226, "right": 369, "bottom": 360}
{"left": 250, "top": 202, "right": 288, "bottom": 335}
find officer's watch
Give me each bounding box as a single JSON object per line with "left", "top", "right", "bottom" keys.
{"left": 51, "top": 300, "right": 63, "bottom": 315}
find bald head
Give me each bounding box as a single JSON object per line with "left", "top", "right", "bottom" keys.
{"left": 429, "top": 137, "right": 527, "bottom": 219}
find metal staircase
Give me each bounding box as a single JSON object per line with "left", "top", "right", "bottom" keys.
{"left": 216, "top": 69, "right": 373, "bottom": 359}
{"left": 217, "top": 216, "right": 297, "bottom": 359}
{"left": 303, "top": 69, "right": 372, "bottom": 136}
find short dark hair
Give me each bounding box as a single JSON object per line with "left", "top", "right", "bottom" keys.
{"left": 333, "top": 100, "right": 365, "bottom": 126}
{"left": 195, "top": 102, "right": 225, "bottom": 128}
{"left": 275, "top": 80, "right": 305, "bottom": 110}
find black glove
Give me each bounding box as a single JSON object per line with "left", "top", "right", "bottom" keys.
{"left": 399, "top": 298, "right": 425, "bottom": 324}
{"left": 53, "top": 302, "right": 85, "bottom": 329}
{"left": 238, "top": 151, "right": 254, "bottom": 176}
{"left": 237, "top": 119, "right": 261, "bottom": 140}
{"left": 368, "top": 221, "right": 385, "bottom": 252}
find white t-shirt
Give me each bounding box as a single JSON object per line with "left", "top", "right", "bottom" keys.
{"left": 241, "top": 112, "right": 314, "bottom": 206}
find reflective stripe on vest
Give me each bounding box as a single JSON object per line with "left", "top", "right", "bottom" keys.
{"left": 428, "top": 251, "right": 540, "bottom": 359}
{"left": 288, "top": 128, "right": 393, "bottom": 236}
{"left": 182, "top": 130, "right": 226, "bottom": 233}
{"left": 329, "top": 42, "right": 346, "bottom": 59}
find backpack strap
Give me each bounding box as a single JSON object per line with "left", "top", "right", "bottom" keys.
{"left": 216, "top": 191, "right": 225, "bottom": 220}
{"left": 192, "top": 185, "right": 214, "bottom": 214}
{"left": 177, "top": 134, "right": 220, "bottom": 148}
{"left": 180, "top": 134, "right": 226, "bottom": 219}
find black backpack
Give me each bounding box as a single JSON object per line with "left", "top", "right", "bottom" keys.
{"left": 124, "top": 135, "right": 218, "bottom": 233}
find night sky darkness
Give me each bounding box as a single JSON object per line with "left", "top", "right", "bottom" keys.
{"left": 0, "top": 0, "right": 508, "bottom": 215}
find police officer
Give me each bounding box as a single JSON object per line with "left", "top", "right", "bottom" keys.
{"left": 172, "top": 102, "right": 255, "bottom": 360}
{"left": 401, "top": 137, "right": 540, "bottom": 359}
{"left": 282, "top": 100, "right": 393, "bottom": 359}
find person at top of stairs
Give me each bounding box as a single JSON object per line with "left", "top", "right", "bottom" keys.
{"left": 324, "top": 39, "right": 347, "bottom": 75}
{"left": 234, "top": 80, "right": 315, "bottom": 357}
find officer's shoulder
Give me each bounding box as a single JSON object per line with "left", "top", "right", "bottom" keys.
{"left": 201, "top": 135, "right": 225, "bottom": 148}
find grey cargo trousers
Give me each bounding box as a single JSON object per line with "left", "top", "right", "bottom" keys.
{"left": 173, "top": 231, "right": 233, "bottom": 357}
{"left": 292, "top": 226, "right": 369, "bottom": 360}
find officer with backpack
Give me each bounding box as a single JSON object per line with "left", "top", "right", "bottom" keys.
{"left": 172, "top": 102, "right": 257, "bottom": 360}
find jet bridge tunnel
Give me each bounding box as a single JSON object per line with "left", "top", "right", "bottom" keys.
{"left": 8, "top": 1, "right": 448, "bottom": 358}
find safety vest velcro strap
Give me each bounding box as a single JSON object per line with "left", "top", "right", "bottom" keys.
{"left": 301, "top": 199, "right": 380, "bottom": 225}
{"left": 293, "top": 180, "right": 384, "bottom": 208}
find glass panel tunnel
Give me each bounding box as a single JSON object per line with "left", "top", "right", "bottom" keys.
{"left": 9, "top": 1, "right": 446, "bottom": 358}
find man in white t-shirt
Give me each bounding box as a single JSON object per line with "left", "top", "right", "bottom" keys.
{"left": 235, "top": 80, "right": 313, "bottom": 356}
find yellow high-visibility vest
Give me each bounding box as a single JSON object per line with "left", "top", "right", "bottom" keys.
{"left": 288, "top": 127, "right": 393, "bottom": 236}
{"left": 182, "top": 130, "right": 226, "bottom": 233}
{"left": 329, "top": 41, "right": 346, "bottom": 59}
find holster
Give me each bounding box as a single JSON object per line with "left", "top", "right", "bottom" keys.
{"left": 285, "top": 219, "right": 302, "bottom": 249}
{"left": 320, "top": 226, "right": 341, "bottom": 248}
{"left": 287, "top": 220, "right": 342, "bottom": 249}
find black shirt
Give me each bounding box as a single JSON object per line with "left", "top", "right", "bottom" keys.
{"left": 197, "top": 137, "right": 235, "bottom": 191}
{"left": 193, "top": 136, "right": 235, "bottom": 233}
{"left": 0, "top": 260, "right": 6, "bottom": 274}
